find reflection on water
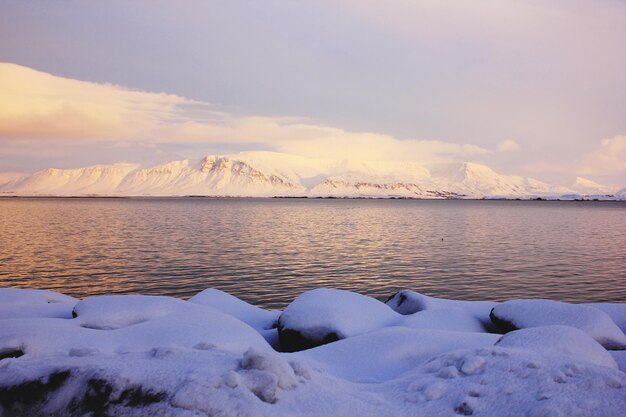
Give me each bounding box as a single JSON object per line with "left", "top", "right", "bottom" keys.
{"left": 0, "top": 198, "right": 624, "bottom": 309}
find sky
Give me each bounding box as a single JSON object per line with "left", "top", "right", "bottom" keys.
{"left": 0, "top": 0, "right": 625, "bottom": 186}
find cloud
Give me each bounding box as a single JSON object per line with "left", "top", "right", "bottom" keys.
{"left": 0, "top": 62, "right": 199, "bottom": 140}
{"left": 578, "top": 135, "right": 626, "bottom": 175}
{"left": 496, "top": 139, "right": 520, "bottom": 152}
{"left": 0, "top": 63, "right": 488, "bottom": 165}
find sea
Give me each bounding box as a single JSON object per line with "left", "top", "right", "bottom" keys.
{"left": 0, "top": 197, "right": 624, "bottom": 309}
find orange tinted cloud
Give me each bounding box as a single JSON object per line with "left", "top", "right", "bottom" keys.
{"left": 0, "top": 63, "right": 489, "bottom": 164}
{"left": 0, "top": 63, "right": 191, "bottom": 140}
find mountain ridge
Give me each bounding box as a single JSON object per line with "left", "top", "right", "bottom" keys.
{"left": 1, "top": 152, "right": 623, "bottom": 200}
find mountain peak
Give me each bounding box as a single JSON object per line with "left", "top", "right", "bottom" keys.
{"left": 456, "top": 162, "right": 498, "bottom": 181}
{"left": 573, "top": 176, "right": 603, "bottom": 187}
{"left": 571, "top": 176, "right": 612, "bottom": 194}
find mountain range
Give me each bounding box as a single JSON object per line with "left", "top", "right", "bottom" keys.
{"left": 1, "top": 151, "right": 623, "bottom": 200}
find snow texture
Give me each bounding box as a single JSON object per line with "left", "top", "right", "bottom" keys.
{"left": 0, "top": 287, "right": 625, "bottom": 416}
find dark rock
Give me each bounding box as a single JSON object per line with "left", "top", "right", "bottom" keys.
{"left": 116, "top": 386, "right": 167, "bottom": 407}
{"left": 455, "top": 401, "right": 474, "bottom": 415}
{"left": 0, "top": 348, "right": 24, "bottom": 361}
{"left": 78, "top": 378, "right": 166, "bottom": 416}
{"left": 385, "top": 290, "right": 424, "bottom": 315}
{"left": 384, "top": 291, "right": 406, "bottom": 307}
{"left": 0, "top": 370, "right": 71, "bottom": 416}
{"left": 1, "top": 371, "right": 167, "bottom": 417}
{"left": 81, "top": 378, "right": 114, "bottom": 415}
{"left": 278, "top": 324, "right": 340, "bottom": 352}
{"left": 489, "top": 307, "right": 518, "bottom": 333}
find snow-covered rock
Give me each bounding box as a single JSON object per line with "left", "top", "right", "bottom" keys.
{"left": 495, "top": 325, "right": 618, "bottom": 369}
{"left": 0, "top": 303, "right": 75, "bottom": 320}
{"left": 278, "top": 288, "right": 399, "bottom": 351}
{"left": 0, "top": 288, "right": 77, "bottom": 305}
{"left": 0, "top": 289, "right": 77, "bottom": 320}
{"left": 188, "top": 288, "right": 279, "bottom": 331}
{"left": 490, "top": 299, "right": 626, "bottom": 349}
{"left": 586, "top": 302, "right": 626, "bottom": 335}
{"left": 386, "top": 290, "right": 497, "bottom": 330}
{"left": 0, "top": 295, "right": 271, "bottom": 359}
{"left": 189, "top": 289, "right": 281, "bottom": 348}
{"left": 1, "top": 287, "right": 625, "bottom": 416}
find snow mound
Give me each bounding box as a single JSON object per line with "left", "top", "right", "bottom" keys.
{"left": 386, "top": 290, "right": 497, "bottom": 329}
{"left": 0, "top": 302, "right": 76, "bottom": 320}
{"left": 0, "top": 288, "right": 77, "bottom": 305}
{"left": 1, "top": 295, "right": 270, "bottom": 359}
{"left": 237, "top": 348, "right": 311, "bottom": 403}
{"left": 400, "top": 308, "right": 487, "bottom": 333}
{"left": 1, "top": 287, "right": 625, "bottom": 416}
{"left": 587, "top": 303, "right": 626, "bottom": 334}
{"left": 393, "top": 346, "right": 625, "bottom": 417}
{"left": 612, "top": 351, "right": 626, "bottom": 372}
{"left": 294, "top": 327, "right": 499, "bottom": 382}
{"left": 278, "top": 288, "right": 399, "bottom": 351}
{"left": 496, "top": 325, "right": 618, "bottom": 369}
{"left": 0, "top": 288, "right": 77, "bottom": 320}
{"left": 189, "top": 289, "right": 280, "bottom": 331}
{"left": 490, "top": 299, "right": 626, "bottom": 349}
{"left": 73, "top": 295, "right": 195, "bottom": 329}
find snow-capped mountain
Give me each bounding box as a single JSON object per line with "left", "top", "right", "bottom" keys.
{"left": 115, "top": 156, "right": 303, "bottom": 196}
{"left": 1, "top": 152, "right": 623, "bottom": 199}
{"left": 439, "top": 162, "right": 570, "bottom": 198}
{"left": 570, "top": 177, "right": 614, "bottom": 195}
{"left": 7, "top": 164, "right": 139, "bottom": 195}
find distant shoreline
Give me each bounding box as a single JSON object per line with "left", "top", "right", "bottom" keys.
{"left": 0, "top": 195, "right": 624, "bottom": 202}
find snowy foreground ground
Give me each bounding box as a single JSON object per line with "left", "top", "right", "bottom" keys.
{"left": 0, "top": 288, "right": 625, "bottom": 416}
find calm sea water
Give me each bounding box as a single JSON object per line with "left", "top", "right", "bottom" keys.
{"left": 0, "top": 198, "right": 624, "bottom": 309}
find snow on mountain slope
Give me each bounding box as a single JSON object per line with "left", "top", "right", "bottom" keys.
{"left": 200, "top": 155, "right": 304, "bottom": 196}
{"left": 0, "top": 172, "right": 28, "bottom": 188}
{"left": 309, "top": 174, "right": 458, "bottom": 199}
{"left": 7, "top": 164, "right": 139, "bottom": 195}
{"left": 117, "top": 155, "right": 304, "bottom": 196}
{"left": 437, "top": 162, "right": 569, "bottom": 198}
{"left": 1, "top": 152, "right": 623, "bottom": 198}
{"left": 307, "top": 160, "right": 447, "bottom": 198}
{"left": 235, "top": 152, "right": 432, "bottom": 189}
{"left": 571, "top": 177, "right": 614, "bottom": 195}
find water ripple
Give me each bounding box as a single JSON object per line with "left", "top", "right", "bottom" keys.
{"left": 0, "top": 198, "right": 624, "bottom": 309}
